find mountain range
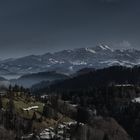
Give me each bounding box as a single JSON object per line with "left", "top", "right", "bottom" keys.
{"left": 0, "top": 45, "right": 140, "bottom": 76}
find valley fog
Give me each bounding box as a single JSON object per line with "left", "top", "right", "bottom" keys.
{"left": 1, "top": 74, "right": 22, "bottom": 80}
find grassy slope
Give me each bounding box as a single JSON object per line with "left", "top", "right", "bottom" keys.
{"left": 1, "top": 95, "right": 72, "bottom": 131}
{"left": 2, "top": 96, "right": 44, "bottom": 119}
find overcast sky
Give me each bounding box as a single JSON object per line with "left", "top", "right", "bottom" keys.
{"left": 0, "top": 0, "right": 140, "bottom": 58}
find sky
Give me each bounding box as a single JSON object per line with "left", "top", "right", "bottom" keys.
{"left": 0, "top": 0, "right": 140, "bottom": 58}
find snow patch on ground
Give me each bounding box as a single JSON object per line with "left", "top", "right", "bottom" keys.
{"left": 132, "top": 97, "right": 140, "bottom": 103}
{"left": 23, "top": 106, "right": 39, "bottom": 111}
{"left": 70, "top": 61, "right": 87, "bottom": 65}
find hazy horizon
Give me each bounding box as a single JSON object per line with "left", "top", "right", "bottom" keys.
{"left": 0, "top": 43, "right": 139, "bottom": 60}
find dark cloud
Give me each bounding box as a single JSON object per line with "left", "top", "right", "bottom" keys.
{"left": 100, "top": 0, "right": 129, "bottom": 3}
{"left": 101, "top": 0, "right": 118, "bottom": 2}
{"left": 0, "top": 0, "right": 139, "bottom": 58}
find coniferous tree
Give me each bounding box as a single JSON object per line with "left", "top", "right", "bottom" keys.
{"left": 103, "top": 133, "right": 110, "bottom": 140}
{"left": 0, "top": 96, "right": 3, "bottom": 109}
{"left": 32, "top": 112, "right": 37, "bottom": 120}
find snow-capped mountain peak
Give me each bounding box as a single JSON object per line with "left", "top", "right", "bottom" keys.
{"left": 98, "top": 45, "right": 107, "bottom": 50}
{"left": 85, "top": 48, "right": 96, "bottom": 54}
{"left": 94, "top": 44, "right": 114, "bottom": 52}
{"left": 103, "top": 45, "right": 114, "bottom": 51}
